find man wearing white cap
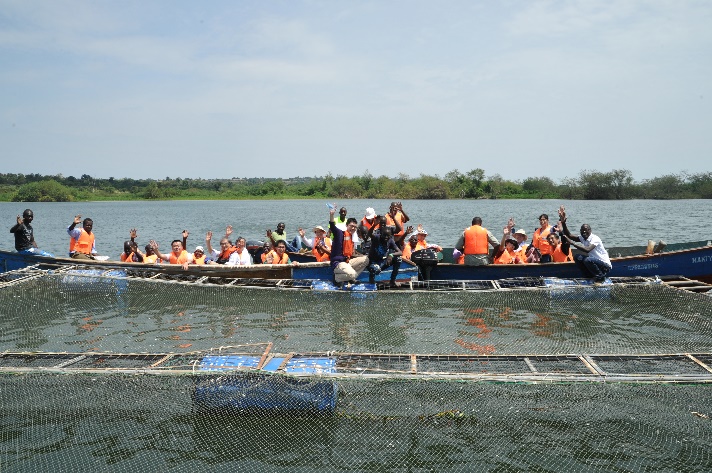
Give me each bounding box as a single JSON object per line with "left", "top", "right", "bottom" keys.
{"left": 358, "top": 207, "right": 377, "bottom": 251}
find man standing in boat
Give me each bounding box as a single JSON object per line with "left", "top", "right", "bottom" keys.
{"left": 10, "top": 209, "right": 53, "bottom": 257}
{"left": 67, "top": 215, "right": 97, "bottom": 260}
{"left": 558, "top": 206, "right": 612, "bottom": 282}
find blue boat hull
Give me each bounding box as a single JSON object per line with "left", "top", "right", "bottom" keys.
{"left": 430, "top": 243, "right": 712, "bottom": 282}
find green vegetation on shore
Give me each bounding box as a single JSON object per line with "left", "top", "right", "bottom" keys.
{"left": 2, "top": 169, "right": 711, "bottom": 202}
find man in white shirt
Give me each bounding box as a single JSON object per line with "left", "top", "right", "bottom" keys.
{"left": 559, "top": 206, "right": 612, "bottom": 282}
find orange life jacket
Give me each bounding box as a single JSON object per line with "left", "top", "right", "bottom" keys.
{"left": 169, "top": 250, "right": 190, "bottom": 264}
{"left": 360, "top": 217, "right": 374, "bottom": 231}
{"left": 343, "top": 231, "right": 354, "bottom": 259}
{"left": 385, "top": 212, "right": 405, "bottom": 237}
{"left": 551, "top": 243, "right": 573, "bottom": 262}
{"left": 144, "top": 254, "right": 160, "bottom": 264}
{"left": 120, "top": 253, "right": 128, "bottom": 262}
{"left": 193, "top": 254, "right": 206, "bottom": 265}
{"left": 73, "top": 229, "right": 95, "bottom": 255}
{"left": 512, "top": 246, "right": 527, "bottom": 263}
{"left": 533, "top": 227, "right": 554, "bottom": 255}
{"left": 463, "top": 225, "right": 489, "bottom": 255}
{"left": 494, "top": 249, "right": 515, "bottom": 265}
{"left": 268, "top": 250, "right": 290, "bottom": 265}
{"left": 217, "top": 246, "right": 236, "bottom": 264}
{"left": 312, "top": 237, "right": 332, "bottom": 262}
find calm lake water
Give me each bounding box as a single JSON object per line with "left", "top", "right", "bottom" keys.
{"left": 2, "top": 199, "right": 712, "bottom": 472}
{"left": 2, "top": 199, "right": 710, "bottom": 257}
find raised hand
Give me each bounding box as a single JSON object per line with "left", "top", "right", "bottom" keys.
{"left": 225, "top": 225, "right": 233, "bottom": 238}
{"left": 182, "top": 230, "right": 189, "bottom": 239}
{"left": 558, "top": 205, "right": 566, "bottom": 221}
{"left": 129, "top": 228, "right": 138, "bottom": 239}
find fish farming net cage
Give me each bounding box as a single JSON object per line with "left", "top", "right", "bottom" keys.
{"left": 1, "top": 270, "right": 712, "bottom": 471}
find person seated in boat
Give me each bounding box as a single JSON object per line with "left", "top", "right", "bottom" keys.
{"left": 367, "top": 215, "right": 403, "bottom": 286}
{"left": 297, "top": 225, "right": 332, "bottom": 262}
{"left": 10, "top": 209, "right": 53, "bottom": 257}
{"left": 385, "top": 202, "right": 410, "bottom": 249}
{"left": 358, "top": 207, "right": 377, "bottom": 253}
{"left": 266, "top": 222, "right": 301, "bottom": 253}
{"left": 455, "top": 217, "right": 499, "bottom": 266}
{"left": 192, "top": 246, "right": 207, "bottom": 265}
{"left": 120, "top": 229, "right": 140, "bottom": 262}
{"left": 225, "top": 237, "right": 252, "bottom": 266}
{"left": 511, "top": 229, "right": 532, "bottom": 263}
{"left": 532, "top": 213, "right": 555, "bottom": 263}
{"left": 329, "top": 208, "right": 369, "bottom": 285}
{"left": 119, "top": 240, "right": 145, "bottom": 263}
{"left": 413, "top": 225, "right": 442, "bottom": 252}
{"left": 143, "top": 244, "right": 161, "bottom": 264}
{"left": 67, "top": 215, "right": 97, "bottom": 260}
{"left": 259, "top": 241, "right": 272, "bottom": 263}
{"left": 205, "top": 229, "right": 237, "bottom": 264}
{"left": 401, "top": 234, "right": 419, "bottom": 262}
{"left": 493, "top": 225, "right": 524, "bottom": 265}
{"left": 558, "top": 205, "right": 612, "bottom": 282}
{"left": 546, "top": 224, "right": 573, "bottom": 262}
{"left": 263, "top": 240, "right": 298, "bottom": 265}
{"left": 149, "top": 238, "right": 193, "bottom": 270}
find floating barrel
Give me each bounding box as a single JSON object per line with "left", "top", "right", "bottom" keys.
{"left": 193, "top": 355, "right": 338, "bottom": 413}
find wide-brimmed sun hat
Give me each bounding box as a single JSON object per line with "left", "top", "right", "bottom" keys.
{"left": 513, "top": 229, "right": 527, "bottom": 238}
{"left": 364, "top": 208, "right": 376, "bottom": 219}
{"left": 313, "top": 225, "right": 326, "bottom": 232}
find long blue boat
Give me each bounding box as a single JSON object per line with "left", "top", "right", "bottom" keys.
{"left": 1, "top": 240, "right": 711, "bottom": 283}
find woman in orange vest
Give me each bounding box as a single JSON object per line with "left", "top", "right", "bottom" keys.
{"left": 532, "top": 214, "right": 555, "bottom": 263}
{"left": 494, "top": 227, "right": 525, "bottom": 264}
{"left": 310, "top": 226, "right": 332, "bottom": 262}
{"left": 546, "top": 232, "right": 573, "bottom": 262}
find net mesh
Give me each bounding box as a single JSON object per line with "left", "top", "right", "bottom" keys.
{"left": 1, "top": 271, "right": 712, "bottom": 471}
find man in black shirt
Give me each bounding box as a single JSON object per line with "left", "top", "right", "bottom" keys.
{"left": 10, "top": 209, "right": 53, "bottom": 257}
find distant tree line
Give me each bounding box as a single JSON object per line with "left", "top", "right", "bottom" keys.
{"left": 1, "top": 169, "right": 711, "bottom": 202}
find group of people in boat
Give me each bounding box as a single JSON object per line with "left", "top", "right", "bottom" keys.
{"left": 9, "top": 202, "right": 613, "bottom": 284}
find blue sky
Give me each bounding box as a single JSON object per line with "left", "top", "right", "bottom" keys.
{"left": 1, "top": 0, "right": 710, "bottom": 182}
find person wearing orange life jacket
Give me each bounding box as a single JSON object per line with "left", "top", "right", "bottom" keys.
{"left": 192, "top": 246, "right": 207, "bottom": 265}
{"left": 511, "top": 229, "right": 532, "bottom": 263}
{"left": 263, "top": 240, "right": 299, "bottom": 265}
{"left": 546, "top": 232, "right": 573, "bottom": 263}
{"left": 310, "top": 226, "right": 332, "bottom": 262}
{"left": 357, "top": 207, "right": 377, "bottom": 253}
{"left": 455, "top": 217, "right": 500, "bottom": 266}
{"left": 143, "top": 244, "right": 162, "bottom": 264}
{"left": 205, "top": 227, "right": 237, "bottom": 264}
{"left": 385, "top": 201, "right": 410, "bottom": 248}
{"left": 532, "top": 214, "right": 556, "bottom": 263}
{"left": 494, "top": 226, "right": 524, "bottom": 265}
{"left": 150, "top": 238, "right": 193, "bottom": 270}
{"left": 120, "top": 241, "right": 145, "bottom": 263}
{"left": 67, "top": 215, "right": 97, "bottom": 260}
{"left": 260, "top": 241, "right": 272, "bottom": 263}
{"left": 120, "top": 229, "right": 141, "bottom": 262}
